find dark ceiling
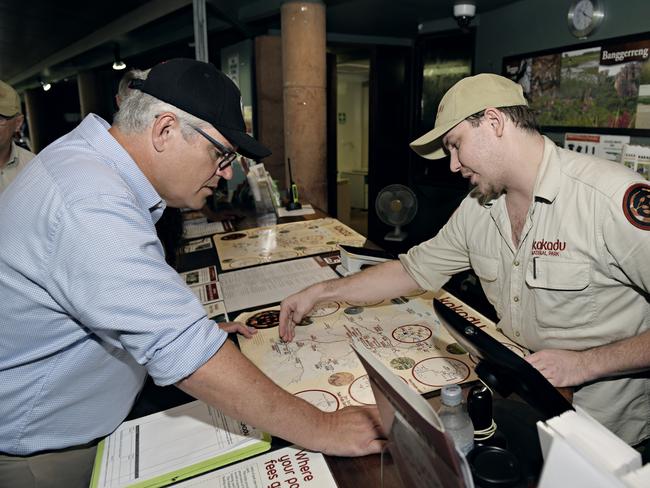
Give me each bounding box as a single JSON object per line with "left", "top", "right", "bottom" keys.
{"left": 1, "top": 0, "right": 521, "bottom": 90}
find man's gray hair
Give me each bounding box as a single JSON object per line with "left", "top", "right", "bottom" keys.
{"left": 113, "top": 69, "right": 210, "bottom": 138}
{"left": 116, "top": 68, "right": 149, "bottom": 105}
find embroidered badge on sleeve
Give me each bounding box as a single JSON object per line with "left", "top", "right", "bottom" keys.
{"left": 622, "top": 183, "right": 650, "bottom": 230}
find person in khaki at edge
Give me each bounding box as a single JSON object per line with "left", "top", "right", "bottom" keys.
{"left": 0, "top": 59, "right": 385, "bottom": 488}
{"left": 281, "top": 74, "right": 650, "bottom": 454}
{"left": 0, "top": 80, "right": 35, "bottom": 193}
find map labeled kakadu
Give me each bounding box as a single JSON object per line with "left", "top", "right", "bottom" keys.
{"left": 213, "top": 218, "right": 366, "bottom": 270}
{"left": 237, "top": 290, "right": 527, "bottom": 411}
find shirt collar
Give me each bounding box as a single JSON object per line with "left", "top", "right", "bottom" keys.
{"left": 75, "top": 114, "right": 166, "bottom": 222}
{"left": 4, "top": 142, "right": 18, "bottom": 168}
{"left": 532, "top": 136, "right": 562, "bottom": 204}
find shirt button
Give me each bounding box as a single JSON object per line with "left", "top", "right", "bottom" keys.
{"left": 513, "top": 260, "right": 520, "bottom": 266}
{"left": 513, "top": 296, "right": 519, "bottom": 302}
{"left": 515, "top": 331, "right": 521, "bottom": 337}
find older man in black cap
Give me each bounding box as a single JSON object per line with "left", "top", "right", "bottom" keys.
{"left": 0, "top": 59, "right": 384, "bottom": 488}
{"left": 0, "top": 80, "right": 34, "bottom": 193}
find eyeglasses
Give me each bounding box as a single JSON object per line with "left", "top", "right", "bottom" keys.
{"left": 192, "top": 126, "right": 237, "bottom": 171}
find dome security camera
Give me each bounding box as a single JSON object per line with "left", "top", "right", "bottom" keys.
{"left": 453, "top": 2, "right": 476, "bottom": 28}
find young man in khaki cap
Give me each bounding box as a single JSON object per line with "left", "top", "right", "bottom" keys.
{"left": 0, "top": 80, "right": 34, "bottom": 193}
{"left": 280, "top": 73, "right": 650, "bottom": 450}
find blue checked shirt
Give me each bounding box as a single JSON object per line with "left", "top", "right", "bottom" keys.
{"left": 0, "top": 115, "right": 227, "bottom": 455}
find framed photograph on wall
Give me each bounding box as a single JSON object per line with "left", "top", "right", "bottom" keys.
{"left": 503, "top": 32, "right": 650, "bottom": 136}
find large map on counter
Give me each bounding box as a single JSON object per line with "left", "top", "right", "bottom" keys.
{"left": 237, "top": 290, "right": 527, "bottom": 411}
{"left": 213, "top": 218, "right": 366, "bottom": 270}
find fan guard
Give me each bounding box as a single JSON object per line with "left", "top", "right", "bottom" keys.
{"left": 375, "top": 184, "right": 418, "bottom": 241}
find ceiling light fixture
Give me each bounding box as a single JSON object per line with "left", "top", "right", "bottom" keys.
{"left": 40, "top": 79, "right": 52, "bottom": 92}
{"left": 112, "top": 45, "right": 126, "bottom": 71}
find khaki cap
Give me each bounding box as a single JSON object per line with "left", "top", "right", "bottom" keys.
{"left": 410, "top": 73, "right": 527, "bottom": 160}
{"left": 0, "top": 80, "right": 21, "bottom": 117}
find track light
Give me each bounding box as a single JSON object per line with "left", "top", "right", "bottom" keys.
{"left": 112, "top": 45, "right": 126, "bottom": 71}
{"left": 40, "top": 79, "right": 51, "bottom": 92}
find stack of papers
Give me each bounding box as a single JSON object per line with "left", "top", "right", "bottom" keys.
{"left": 183, "top": 221, "right": 228, "bottom": 239}
{"left": 90, "top": 401, "right": 271, "bottom": 488}
{"left": 180, "top": 266, "right": 227, "bottom": 320}
{"left": 537, "top": 408, "right": 643, "bottom": 487}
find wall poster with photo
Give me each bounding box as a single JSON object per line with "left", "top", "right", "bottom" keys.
{"left": 503, "top": 32, "right": 650, "bottom": 135}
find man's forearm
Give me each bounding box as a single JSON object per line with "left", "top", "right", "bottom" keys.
{"left": 527, "top": 329, "right": 650, "bottom": 387}
{"left": 317, "top": 260, "right": 420, "bottom": 303}
{"left": 177, "top": 341, "right": 327, "bottom": 447}
{"left": 582, "top": 329, "right": 650, "bottom": 381}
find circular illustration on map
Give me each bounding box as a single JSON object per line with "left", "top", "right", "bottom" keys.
{"left": 220, "top": 233, "right": 247, "bottom": 241}
{"left": 343, "top": 306, "right": 364, "bottom": 315}
{"left": 225, "top": 257, "right": 262, "bottom": 269}
{"left": 348, "top": 375, "right": 374, "bottom": 405}
{"left": 308, "top": 301, "right": 340, "bottom": 317}
{"left": 295, "top": 389, "right": 340, "bottom": 412}
{"left": 390, "top": 297, "right": 410, "bottom": 305}
{"left": 246, "top": 310, "right": 280, "bottom": 329}
{"left": 328, "top": 372, "right": 355, "bottom": 387}
{"left": 412, "top": 357, "right": 471, "bottom": 387}
{"left": 345, "top": 299, "right": 383, "bottom": 307}
{"left": 392, "top": 324, "right": 433, "bottom": 344}
{"left": 404, "top": 289, "right": 427, "bottom": 298}
{"left": 446, "top": 343, "right": 467, "bottom": 355}
{"left": 296, "top": 317, "right": 313, "bottom": 326}
{"left": 303, "top": 245, "right": 333, "bottom": 255}
{"left": 390, "top": 357, "right": 416, "bottom": 370}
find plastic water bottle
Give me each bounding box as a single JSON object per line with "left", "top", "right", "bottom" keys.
{"left": 437, "top": 384, "right": 475, "bottom": 456}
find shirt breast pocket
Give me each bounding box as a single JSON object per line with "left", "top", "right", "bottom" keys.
{"left": 525, "top": 258, "right": 595, "bottom": 329}
{"left": 469, "top": 252, "right": 501, "bottom": 316}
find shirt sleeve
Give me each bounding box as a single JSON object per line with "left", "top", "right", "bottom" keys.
{"left": 399, "top": 195, "right": 473, "bottom": 291}
{"left": 46, "top": 193, "right": 227, "bottom": 386}
{"left": 602, "top": 181, "right": 650, "bottom": 294}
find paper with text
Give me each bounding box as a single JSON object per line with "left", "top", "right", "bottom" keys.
{"left": 91, "top": 401, "right": 271, "bottom": 488}
{"left": 172, "top": 446, "right": 337, "bottom": 487}
{"left": 220, "top": 257, "right": 338, "bottom": 313}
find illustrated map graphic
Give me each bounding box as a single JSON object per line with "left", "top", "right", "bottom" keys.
{"left": 213, "top": 218, "right": 366, "bottom": 270}
{"left": 237, "top": 290, "right": 527, "bottom": 411}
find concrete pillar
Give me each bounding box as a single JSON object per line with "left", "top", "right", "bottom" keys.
{"left": 77, "top": 71, "right": 101, "bottom": 119}
{"left": 24, "top": 89, "right": 44, "bottom": 153}
{"left": 281, "top": 0, "right": 327, "bottom": 211}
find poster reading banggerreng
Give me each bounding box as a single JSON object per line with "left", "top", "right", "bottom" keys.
{"left": 504, "top": 38, "right": 650, "bottom": 130}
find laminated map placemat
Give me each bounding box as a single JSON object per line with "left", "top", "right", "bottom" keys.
{"left": 212, "top": 218, "right": 366, "bottom": 270}
{"left": 237, "top": 290, "right": 527, "bottom": 411}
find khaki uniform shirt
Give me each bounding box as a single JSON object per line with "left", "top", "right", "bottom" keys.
{"left": 400, "top": 136, "right": 650, "bottom": 445}
{"left": 0, "top": 142, "right": 35, "bottom": 193}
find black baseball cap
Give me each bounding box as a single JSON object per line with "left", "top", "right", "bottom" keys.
{"left": 132, "top": 58, "right": 271, "bottom": 160}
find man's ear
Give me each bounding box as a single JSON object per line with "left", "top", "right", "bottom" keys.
{"left": 13, "top": 114, "right": 24, "bottom": 136}
{"left": 151, "top": 112, "right": 177, "bottom": 153}
{"left": 483, "top": 107, "right": 506, "bottom": 138}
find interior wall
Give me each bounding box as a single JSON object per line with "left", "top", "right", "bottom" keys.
{"left": 475, "top": 0, "right": 650, "bottom": 74}
{"left": 474, "top": 0, "right": 650, "bottom": 146}
{"left": 337, "top": 72, "right": 368, "bottom": 173}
